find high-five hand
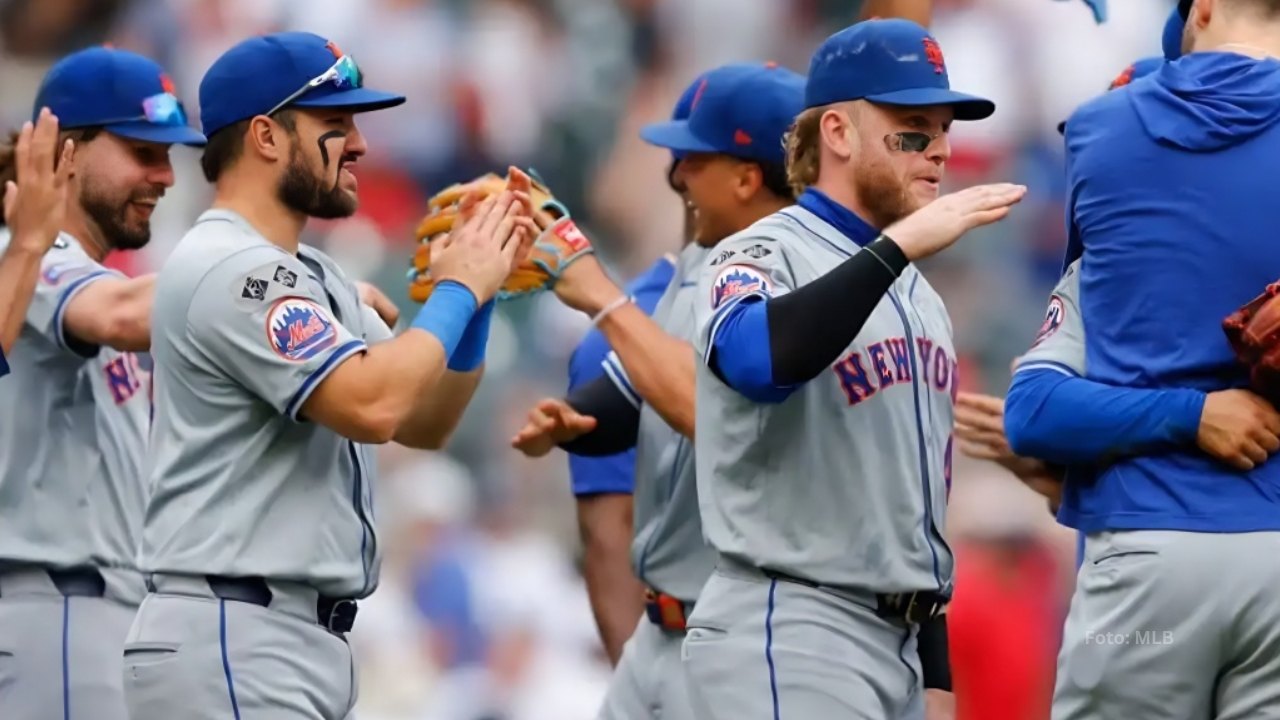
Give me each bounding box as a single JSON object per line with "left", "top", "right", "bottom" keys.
{"left": 885, "top": 183, "right": 1026, "bottom": 261}
{"left": 4, "top": 108, "right": 75, "bottom": 252}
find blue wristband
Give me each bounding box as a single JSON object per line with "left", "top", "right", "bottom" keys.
{"left": 448, "top": 300, "right": 495, "bottom": 372}
{"left": 411, "top": 280, "right": 478, "bottom": 359}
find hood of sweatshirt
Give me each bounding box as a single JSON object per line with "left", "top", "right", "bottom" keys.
{"left": 1129, "top": 51, "right": 1280, "bottom": 151}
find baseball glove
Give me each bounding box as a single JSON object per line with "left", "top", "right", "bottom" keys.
{"left": 1223, "top": 282, "right": 1280, "bottom": 403}
{"left": 409, "top": 169, "right": 593, "bottom": 303}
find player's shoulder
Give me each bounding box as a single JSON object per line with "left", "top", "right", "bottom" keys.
{"left": 161, "top": 212, "right": 312, "bottom": 320}
{"left": 1063, "top": 81, "right": 1145, "bottom": 154}
{"left": 0, "top": 227, "right": 110, "bottom": 280}
{"left": 297, "top": 243, "right": 349, "bottom": 280}
{"left": 1052, "top": 259, "right": 1083, "bottom": 300}
{"left": 1062, "top": 257, "right": 1082, "bottom": 279}
{"left": 702, "top": 212, "right": 798, "bottom": 273}
{"left": 168, "top": 211, "right": 287, "bottom": 276}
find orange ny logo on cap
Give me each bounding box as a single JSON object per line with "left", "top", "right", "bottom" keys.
{"left": 160, "top": 73, "right": 176, "bottom": 95}
{"left": 690, "top": 77, "right": 709, "bottom": 112}
{"left": 325, "top": 40, "right": 344, "bottom": 59}
{"left": 922, "top": 37, "right": 945, "bottom": 75}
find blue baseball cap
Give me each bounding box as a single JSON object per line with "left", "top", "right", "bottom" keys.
{"left": 1163, "top": 4, "right": 1187, "bottom": 61}
{"left": 32, "top": 47, "right": 206, "bottom": 147}
{"left": 1056, "top": 57, "right": 1162, "bottom": 135}
{"left": 672, "top": 72, "right": 706, "bottom": 123}
{"left": 639, "top": 63, "right": 804, "bottom": 166}
{"left": 199, "top": 32, "right": 405, "bottom": 138}
{"left": 803, "top": 19, "right": 994, "bottom": 121}
{"left": 662, "top": 71, "right": 710, "bottom": 165}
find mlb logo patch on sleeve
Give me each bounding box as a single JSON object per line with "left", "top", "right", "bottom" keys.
{"left": 266, "top": 297, "right": 338, "bottom": 361}
{"left": 711, "top": 264, "right": 772, "bottom": 310}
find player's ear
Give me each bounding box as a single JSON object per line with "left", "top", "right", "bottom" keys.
{"left": 733, "top": 161, "right": 764, "bottom": 203}
{"left": 818, "top": 105, "right": 855, "bottom": 161}
{"left": 246, "top": 116, "right": 285, "bottom": 163}
{"left": 1191, "top": 0, "right": 1214, "bottom": 30}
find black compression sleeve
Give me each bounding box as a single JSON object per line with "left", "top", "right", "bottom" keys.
{"left": 559, "top": 374, "right": 641, "bottom": 456}
{"left": 765, "top": 235, "right": 909, "bottom": 386}
{"left": 918, "top": 613, "right": 952, "bottom": 691}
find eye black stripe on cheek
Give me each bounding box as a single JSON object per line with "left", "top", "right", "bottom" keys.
{"left": 316, "top": 131, "right": 347, "bottom": 168}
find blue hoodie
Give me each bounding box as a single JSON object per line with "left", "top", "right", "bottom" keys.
{"left": 1010, "top": 52, "right": 1280, "bottom": 534}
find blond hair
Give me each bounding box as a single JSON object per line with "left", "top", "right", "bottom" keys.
{"left": 783, "top": 107, "right": 824, "bottom": 197}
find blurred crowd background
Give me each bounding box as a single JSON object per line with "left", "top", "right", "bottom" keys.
{"left": 0, "top": 0, "right": 1179, "bottom": 718}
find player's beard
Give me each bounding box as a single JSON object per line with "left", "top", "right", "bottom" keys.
{"left": 278, "top": 145, "right": 357, "bottom": 220}
{"left": 853, "top": 158, "right": 915, "bottom": 230}
{"left": 80, "top": 183, "right": 153, "bottom": 251}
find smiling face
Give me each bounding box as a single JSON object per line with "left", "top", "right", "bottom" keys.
{"left": 275, "top": 108, "right": 367, "bottom": 220}
{"left": 76, "top": 132, "right": 175, "bottom": 251}
{"left": 672, "top": 153, "right": 756, "bottom": 247}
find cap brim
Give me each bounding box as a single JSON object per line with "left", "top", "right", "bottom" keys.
{"left": 865, "top": 88, "right": 996, "bottom": 121}
{"left": 292, "top": 87, "right": 407, "bottom": 113}
{"left": 106, "top": 122, "right": 207, "bottom": 147}
{"left": 639, "top": 120, "right": 719, "bottom": 154}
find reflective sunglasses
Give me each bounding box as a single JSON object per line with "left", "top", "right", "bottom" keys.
{"left": 884, "top": 131, "right": 942, "bottom": 153}
{"left": 99, "top": 92, "right": 190, "bottom": 127}
{"left": 266, "top": 55, "right": 363, "bottom": 117}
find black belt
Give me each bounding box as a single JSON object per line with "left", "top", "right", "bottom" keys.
{"left": 763, "top": 571, "right": 946, "bottom": 625}
{"left": 0, "top": 566, "right": 105, "bottom": 598}
{"left": 203, "top": 576, "right": 358, "bottom": 634}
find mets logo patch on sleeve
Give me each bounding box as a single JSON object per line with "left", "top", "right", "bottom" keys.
{"left": 1032, "top": 295, "right": 1065, "bottom": 346}
{"left": 711, "top": 264, "right": 772, "bottom": 309}
{"left": 265, "top": 297, "right": 338, "bottom": 361}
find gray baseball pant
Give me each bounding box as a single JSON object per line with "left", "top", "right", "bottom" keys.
{"left": 0, "top": 565, "right": 143, "bottom": 720}
{"left": 122, "top": 573, "right": 357, "bottom": 720}
{"left": 598, "top": 615, "right": 697, "bottom": 720}
{"left": 681, "top": 557, "right": 924, "bottom": 720}
{"left": 1054, "top": 530, "right": 1280, "bottom": 720}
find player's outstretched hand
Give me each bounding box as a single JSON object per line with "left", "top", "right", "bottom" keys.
{"left": 4, "top": 108, "right": 75, "bottom": 253}
{"left": 884, "top": 183, "right": 1026, "bottom": 262}
{"left": 511, "top": 398, "right": 598, "bottom": 457}
{"left": 1197, "top": 389, "right": 1280, "bottom": 471}
{"left": 430, "top": 172, "right": 537, "bottom": 304}
{"left": 956, "top": 391, "right": 1063, "bottom": 512}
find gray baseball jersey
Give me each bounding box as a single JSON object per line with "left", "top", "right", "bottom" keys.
{"left": 0, "top": 230, "right": 151, "bottom": 580}
{"left": 1014, "top": 259, "right": 1085, "bottom": 377}
{"left": 691, "top": 206, "right": 955, "bottom": 594}
{"left": 601, "top": 243, "right": 712, "bottom": 603}
{"left": 140, "top": 209, "right": 392, "bottom": 599}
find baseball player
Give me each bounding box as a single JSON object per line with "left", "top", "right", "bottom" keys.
{"left": 123, "top": 32, "right": 533, "bottom": 720}
{"left": 0, "top": 112, "right": 74, "bottom": 376}
{"left": 564, "top": 72, "right": 714, "bottom": 665}
{"left": 0, "top": 47, "right": 205, "bottom": 720}
{"left": 562, "top": 75, "right": 703, "bottom": 665}
{"left": 682, "top": 20, "right": 1026, "bottom": 719}
{"left": 567, "top": 258, "right": 675, "bottom": 664}
{"left": 1003, "top": 0, "right": 1280, "bottom": 716}
{"left": 568, "top": 254, "right": 676, "bottom": 665}
{"left": 956, "top": 56, "right": 1169, "bottom": 514}
{"left": 513, "top": 62, "right": 805, "bottom": 720}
